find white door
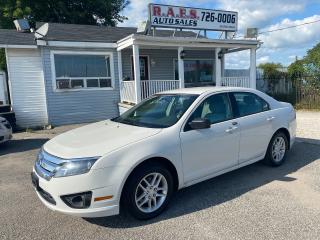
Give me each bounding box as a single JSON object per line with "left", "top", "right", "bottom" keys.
{"left": 230, "top": 92, "right": 273, "bottom": 163}
{"left": 180, "top": 93, "right": 240, "bottom": 183}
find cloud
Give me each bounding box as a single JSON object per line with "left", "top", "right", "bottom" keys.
{"left": 259, "top": 15, "right": 320, "bottom": 48}
{"left": 118, "top": 0, "right": 153, "bottom": 27}
{"left": 225, "top": 50, "right": 250, "bottom": 69}
{"left": 217, "top": 0, "right": 308, "bottom": 31}
{"left": 118, "top": 0, "right": 319, "bottom": 68}
{"left": 257, "top": 55, "right": 270, "bottom": 64}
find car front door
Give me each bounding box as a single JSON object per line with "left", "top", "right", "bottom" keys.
{"left": 230, "top": 92, "right": 273, "bottom": 164}
{"left": 180, "top": 93, "right": 240, "bottom": 184}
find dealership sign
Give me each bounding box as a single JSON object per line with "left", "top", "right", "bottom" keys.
{"left": 148, "top": 4, "right": 238, "bottom": 31}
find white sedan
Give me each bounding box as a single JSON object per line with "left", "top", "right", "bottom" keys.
{"left": 31, "top": 87, "right": 296, "bottom": 220}
{"left": 0, "top": 117, "right": 12, "bottom": 144}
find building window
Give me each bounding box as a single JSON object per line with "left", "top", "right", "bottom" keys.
{"left": 54, "top": 54, "right": 113, "bottom": 90}
{"left": 174, "top": 59, "right": 214, "bottom": 87}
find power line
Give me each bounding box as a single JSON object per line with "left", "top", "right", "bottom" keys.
{"left": 235, "top": 18, "right": 320, "bottom": 38}
{"left": 258, "top": 18, "right": 320, "bottom": 34}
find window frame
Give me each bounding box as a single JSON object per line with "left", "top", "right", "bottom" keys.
{"left": 229, "top": 91, "right": 271, "bottom": 118}
{"left": 173, "top": 58, "right": 215, "bottom": 85}
{"left": 183, "top": 92, "right": 236, "bottom": 132}
{"left": 50, "top": 50, "right": 115, "bottom": 92}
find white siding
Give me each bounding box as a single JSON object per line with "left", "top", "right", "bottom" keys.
{"left": 6, "top": 49, "right": 48, "bottom": 127}
{"left": 42, "top": 47, "right": 120, "bottom": 126}
{"left": 0, "top": 71, "right": 7, "bottom": 104}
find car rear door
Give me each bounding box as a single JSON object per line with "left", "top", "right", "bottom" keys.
{"left": 230, "top": 92, "right": 273, "bottom": 164}
{"left": 180, "top": 93, "right": 240, "bottom": 184}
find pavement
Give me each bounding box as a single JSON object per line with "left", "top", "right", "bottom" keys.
{"left": 0, "top": 111, "right": 320, "bottom": 240}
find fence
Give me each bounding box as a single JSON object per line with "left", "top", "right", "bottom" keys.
{"left": 257, "top": 75, "right": 320, "bottom": 110}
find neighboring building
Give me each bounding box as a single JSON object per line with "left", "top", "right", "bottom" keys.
{"left": 0, "top": 22, "right": 260, "bottom": 128}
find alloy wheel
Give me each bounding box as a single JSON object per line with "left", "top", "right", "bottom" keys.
{"left": 134, "top": 172, "right": 168, "bottom": 213}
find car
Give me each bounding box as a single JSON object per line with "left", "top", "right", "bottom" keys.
{"left": 0, "top": 116, "right": 12, "bottom": 144}
{"left": 31, "top": 87, "right": 296, "bottom": 220}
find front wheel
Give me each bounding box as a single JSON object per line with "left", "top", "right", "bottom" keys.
{"left": 122, "top": 163, "right": 174, "bottom": 220}
{"left": 264, "top": 131, "right": 288, "bottom": 166}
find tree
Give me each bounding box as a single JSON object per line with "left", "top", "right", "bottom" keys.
{"left": 288, "top": 43, "right": 320, "bottom": 85}
{"left": 258, "top": 62, "right": 283, "bottom": 79}
{"left": 0, "top": 0, "right": 130, "bottom": 28}
{"left": 258, "top": 62, "right": 286, "bottom": 92}
{"left": 304, "top": 43, "right": 320, "bottom": 79}
{"left": 0, "top": 0, "right": 130, "bottom": 70}
{"left": 288, "top": 59, "right": 305, "bottom": 79}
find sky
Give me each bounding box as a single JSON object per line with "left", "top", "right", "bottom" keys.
{"left": 118, "top": 0, "right": 320, "bottom": 69}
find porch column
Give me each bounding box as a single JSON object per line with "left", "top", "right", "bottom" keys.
{"left": 215, "top": 48, "right": 222, "bottom": 86}
{"left": 178, "top": 47, "right": 185, "bottom": 88}
{"left": 221, "top": 53, "right": 225, "bottom": 78}
{"left": 117, "top": 50, "right": 123, "bottom": 82}
{"left": 250, "top": 47, "right": 257, "bottom": 89}
{"left": 132, "top": 44, "right": 141, "bottom": 103}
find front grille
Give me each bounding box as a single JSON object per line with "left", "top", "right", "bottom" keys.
{"left": 35, "top": 151, "right": 62, "bottom": 181}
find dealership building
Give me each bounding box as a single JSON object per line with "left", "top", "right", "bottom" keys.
{"left": 0, "top": 4, "right": 261, "bottom": 128}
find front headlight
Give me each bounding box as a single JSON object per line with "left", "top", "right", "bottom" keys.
{"left": 53, "top": 157, "right": 99, "bottom": 178}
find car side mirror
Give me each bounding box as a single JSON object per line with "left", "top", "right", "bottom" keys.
{"left": 189, "top": 118, "right": 211, "bottom": 130}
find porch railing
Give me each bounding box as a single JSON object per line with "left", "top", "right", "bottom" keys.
{"left": 120, "top": 77, "right": 251, "bottom": 104}
{"left": 141, "top": 80, "right": 180, "bottom": 99}
{"left": 222, "top": 76, "right": 250, "bottom": 88}
{"left": 120, "top": 80, "right": 180, "bottom": 103}
{"left": 120, "top": 81, "right": 135, "bottom": 103}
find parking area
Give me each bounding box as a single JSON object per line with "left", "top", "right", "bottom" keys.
{"left": 0, "top": 111, "right": 320, "bottom": 240}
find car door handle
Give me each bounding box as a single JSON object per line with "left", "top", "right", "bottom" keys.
{"left": 225, "top": 126, "right": 238, "bottom": 133}
{"left": 267, "top": 116, "right": 275, "bottom": 121}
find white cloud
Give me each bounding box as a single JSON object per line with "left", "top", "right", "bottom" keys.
{"left": 118, "top": 0, "right": 319, "bottom": 68}
{"left": 217, "top": 0, "right": 308, "bottom": 31}
{"left": 257, "top": 55, "right": 270, "bottom": 64}
{"left": 259, "top": 15, "right": 320, "bottom": 48}
{"left": 225, "top": 50, "right": 250, "bottom": 69}
{"left": 118, "top": 0, "right": 153, "bottom": 27}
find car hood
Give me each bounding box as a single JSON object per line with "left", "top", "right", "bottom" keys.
{"left": 43, "top": 120, "right": 162, "bottom": 159}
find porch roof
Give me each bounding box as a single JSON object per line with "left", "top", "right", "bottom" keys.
{"left": 117, "top": 34, "right": 262, "bottom": 51}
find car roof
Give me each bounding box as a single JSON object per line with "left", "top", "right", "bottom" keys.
{"left": 160, "top": 86, "right": 255, "bottom": 95}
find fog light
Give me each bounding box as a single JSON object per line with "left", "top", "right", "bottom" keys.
{"left": 61, "top": 191, "right": 92, "bottom": 209}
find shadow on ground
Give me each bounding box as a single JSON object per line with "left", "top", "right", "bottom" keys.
{"left": 86, "top": 140, "right": 320, "bottom": 228}
{"left": 0, "top": 138, "right": 49, "bottom": 155}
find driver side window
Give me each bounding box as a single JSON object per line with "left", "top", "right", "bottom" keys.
{"left": 188, "top": 93, "right": 233, "bottom": 126}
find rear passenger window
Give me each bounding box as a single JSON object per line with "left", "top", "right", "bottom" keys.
{"left": 232, "top": 92, "right": 269, "bottom": 117}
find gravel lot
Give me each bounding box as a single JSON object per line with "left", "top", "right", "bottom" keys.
{"left": 1, "top": 111, "right": 320, "bottom": 240}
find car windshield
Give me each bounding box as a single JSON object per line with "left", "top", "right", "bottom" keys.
{"left": 112, "top": 94, "right": 198, "bottom": 128}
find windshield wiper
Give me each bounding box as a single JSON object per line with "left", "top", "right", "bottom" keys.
{"left": 114, "top": 118, "right": 141, "bottom": 127}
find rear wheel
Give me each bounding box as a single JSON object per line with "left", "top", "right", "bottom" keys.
{"left": 122, "top": 163, "right": 174, "bottom": 220}
{"left": 264, "top": 131, "right": 288, "bottom": 166}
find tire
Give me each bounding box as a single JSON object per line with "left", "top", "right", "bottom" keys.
{"left": 122, "top": 162, "right": 174, "bottom": 220}
{"left": 263, "top": 131, "right": 288, "bottom": 166}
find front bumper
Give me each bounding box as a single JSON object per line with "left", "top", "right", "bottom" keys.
{"left": 31, "top": 168, "right": 122, "bottom": 218}
{"left": 0, "top": 128, "right": 12, "bottom": 143}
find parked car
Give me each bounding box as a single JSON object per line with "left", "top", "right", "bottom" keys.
{"left": 0, "top": 116, "right": 12, "bottom": 144}
{"left": 31, "top": 87, "right": 296, "bottom": 220}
